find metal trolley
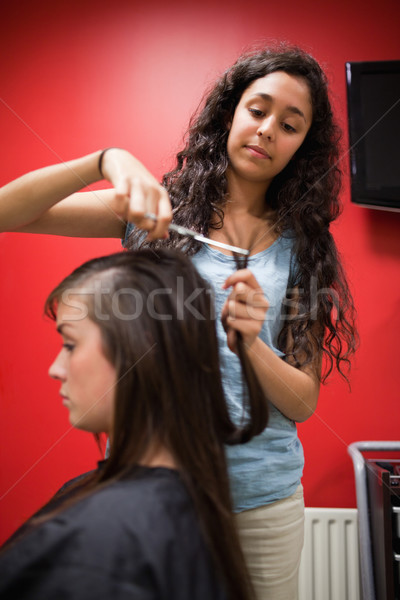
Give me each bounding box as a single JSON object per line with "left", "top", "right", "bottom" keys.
{"left": 348, "top": 441, "right": 400, "bottom": 600}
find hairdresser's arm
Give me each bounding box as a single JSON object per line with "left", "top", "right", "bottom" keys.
{"left": 0, "top": 149, "right": 171, "bottom": 239}
{"left": 221, "top": 269, "right": 320, "bottom": 423}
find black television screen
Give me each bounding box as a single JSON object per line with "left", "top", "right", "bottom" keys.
{"left": 345, "top": 60, "right": 400, "bottom": 211}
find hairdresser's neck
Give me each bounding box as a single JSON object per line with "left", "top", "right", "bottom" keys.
{"left": 225, "top": 169, "right": 271, "bottom": 217}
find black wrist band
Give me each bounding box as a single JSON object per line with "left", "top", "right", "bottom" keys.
{"left": 98, "top": 147, "right": 118, "bottom": 179}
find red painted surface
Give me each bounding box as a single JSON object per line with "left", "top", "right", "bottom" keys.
{"left": 1, "top": 0, "right": 399, "bottom": 543}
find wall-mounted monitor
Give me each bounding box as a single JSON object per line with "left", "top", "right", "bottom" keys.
{"left": 345, "top": 60, "right": 400, "bottom": 211}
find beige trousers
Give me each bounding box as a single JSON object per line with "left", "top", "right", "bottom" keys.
{"left": 235, "top": 485, "right": 304, "bottom": 600}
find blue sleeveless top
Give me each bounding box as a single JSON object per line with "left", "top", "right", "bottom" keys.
{"left": 124, "top": 226, "right": 304, "bottom": 511}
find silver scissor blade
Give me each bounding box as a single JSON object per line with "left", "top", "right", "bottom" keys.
{"left": 191, "top": 232, "right": 249, "bottom": 256}
{"left": 143, "top": 213, "right": 249, "bottom": 256}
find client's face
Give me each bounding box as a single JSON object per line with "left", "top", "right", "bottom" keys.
{"left": 48, "top": 296, "right": 116, "bottom": 435}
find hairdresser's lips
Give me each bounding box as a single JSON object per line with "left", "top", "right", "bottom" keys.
{"left": 245, "top": 145, "right": 271, "bottom": 160}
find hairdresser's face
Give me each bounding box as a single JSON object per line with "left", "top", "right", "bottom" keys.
{"left": 48, "top": 298, "right": 116, "bottom": 435}
{"left": 226, "top": 71, "right": 312, "bottom": 191}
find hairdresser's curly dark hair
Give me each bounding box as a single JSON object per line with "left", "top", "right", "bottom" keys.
{"left": 127, "top": 43, "right": 358, "bottom": 382}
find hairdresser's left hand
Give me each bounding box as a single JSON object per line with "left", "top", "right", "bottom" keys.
{"left": 221, "top": 269, "right": 269, "bottom": 353}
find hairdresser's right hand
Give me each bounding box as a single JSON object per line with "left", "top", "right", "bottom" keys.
{"left": 100, "top": 148, "right": 172, "bottom": 240}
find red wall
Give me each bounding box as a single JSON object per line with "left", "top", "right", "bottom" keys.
{"left": 1, "top": 0, "right": 399, "bottom": 543}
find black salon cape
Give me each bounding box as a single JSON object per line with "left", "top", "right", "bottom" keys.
{"left": 0, "top": 465, "right": 227, "bottom": 599}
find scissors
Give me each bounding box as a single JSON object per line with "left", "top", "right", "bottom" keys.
{"left": 144, "top": 213, "right": 249, "bottom": 257}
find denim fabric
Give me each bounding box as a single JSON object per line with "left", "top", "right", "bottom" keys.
{"left": 192, "top": 239, "right": 304, "bottom": 512}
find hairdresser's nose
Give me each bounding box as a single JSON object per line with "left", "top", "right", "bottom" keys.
{"left": 257, "top": 116, "right": 275, "bottom": 141}
{"left": 49, "top": 349, "right": 67, "bottom": 382}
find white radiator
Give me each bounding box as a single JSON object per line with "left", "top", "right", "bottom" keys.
{"left": 298, "top": 508, "right": 361, "bottom": 600}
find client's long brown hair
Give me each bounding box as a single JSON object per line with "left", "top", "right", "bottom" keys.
{"left": 44, "top": 249, "right": 267, "bottom": 600}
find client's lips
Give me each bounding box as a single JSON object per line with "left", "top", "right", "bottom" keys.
{"left": 246, "top": 145, "right": 271, "bottom": 159}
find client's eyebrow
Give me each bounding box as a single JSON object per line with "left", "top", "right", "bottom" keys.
{"left": 56, "top": 323, "right": 74, "bottom": 335}
{"left": 250, "top": 93, "right": 308, "bottom": 123}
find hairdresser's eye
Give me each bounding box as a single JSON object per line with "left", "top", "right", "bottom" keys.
{"left": 248, "top": 108, "right": 264, "bottom": 118}
{"left": 282, "top": 122, "right": 296, "bottom": 133}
